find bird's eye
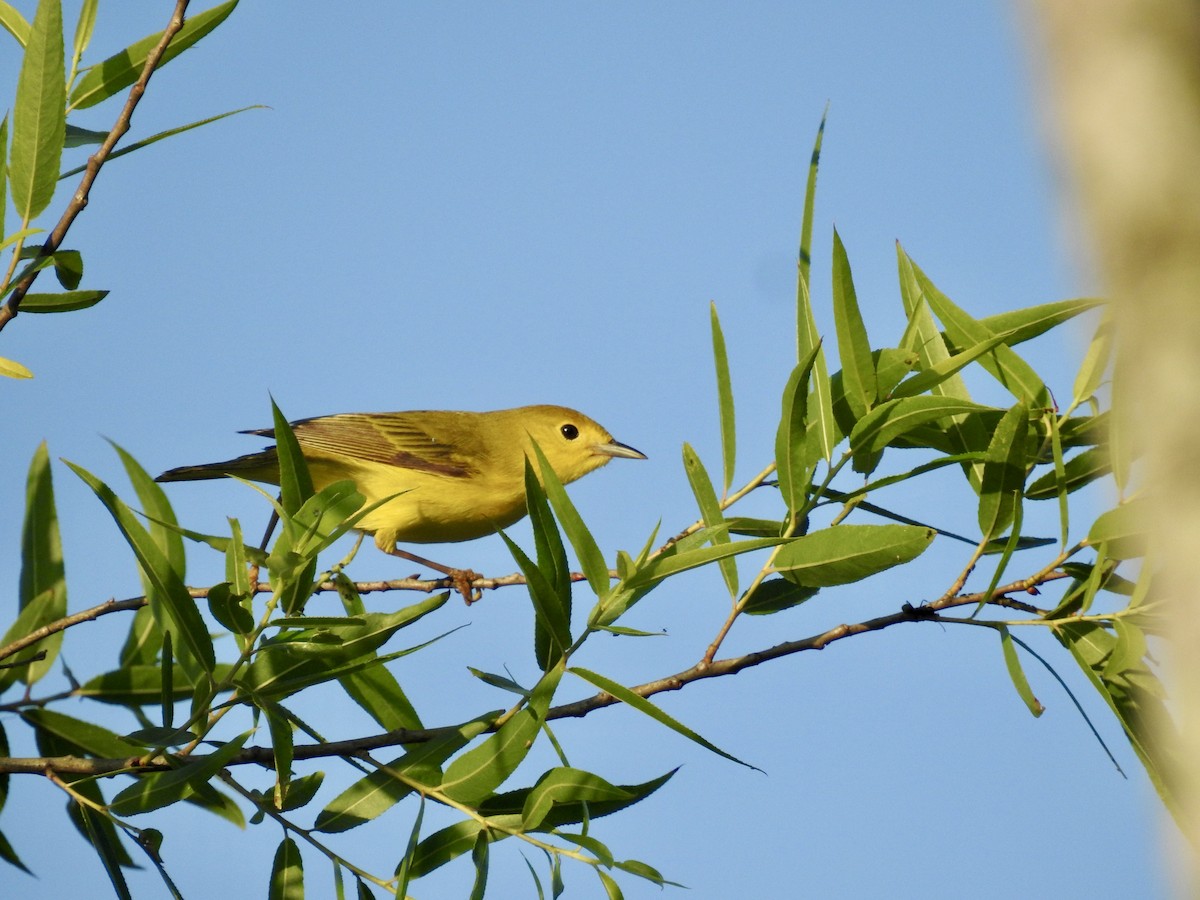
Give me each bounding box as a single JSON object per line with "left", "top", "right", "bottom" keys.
{"left": 560, "top": 424, "right": 580, "bottom": 440}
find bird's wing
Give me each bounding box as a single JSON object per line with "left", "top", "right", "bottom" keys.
{"left": 248, "top": 413, "right": 478, "bottom": 478}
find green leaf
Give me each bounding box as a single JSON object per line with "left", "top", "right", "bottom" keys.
{"left": 50, "top": 247, "right": 81, "bottom": 288}
{"left": 682, "top": 443, "right": 736, "bottom": 597}
{"left": 0, "top": 114, "right": 8, "bottom": 237}
{"left": 22, "top": 709, "right": 142, "bottom": 757}
{"left": 774, "top": 344, "right": 821, "bottom": 512}
{"left": 741, "top": 578, "right": 818, "bottom": 615}
{"left": 998, "top": 626, "right": 1044, "bottom": 717}
{"left": 797, "top": 278, "right": 837, "bottom": 464}
{"left": 773, "top": 523, "right": 935, "bottom": 587}
{"left": 314, "top": 719, "right": 490, "bottom": 833}
{"left": 797, "top": 107, "right": 826, "bottom": 292}
{"left": 911, "top": 258, "right": 1050, "bottom": 406}
{"left": 18, "top": 289, "right": 107, "bottom": 312}
{"left": 0, "top": 2, "right": 31, "bottom": 47}
{"left": 340, "top": 664, "right": 422, "bottom": 731}
{"left": 264, "top": 702, "right": 294, "bottom": 808}
{"left": 268, "top": 837, "right": 304, "bottom": 900}
{"left": 78, "top": 663, "right": 232, "bottom": 706}
{"left": 271, "top": 399, "right": 312, "bottom": 515}
{"left": 59, "top": 105, "right": 268, "bottom": 179}
{"left": 0, "top": 443, "right": 66, "bottom": 690}
{"left": 524, "top": 457, "right": 572, "bottom": 670}
{"left": 531, "top": 441, "right": 609, "bottom": 598}
{"left": 848, "top": 396, "right": 993, "bottom": 474}
{"left": 0, "top": 827, "right": 30, "bottom": 875}
{"left": 570, "top": 667, "right": 756, "bottom": 769}
{"left": 830, "top": 228, "right": 877, "bottom": 418}
{"left": 78, "top": 805, "right": 133, "bottom": 900}
{"left": 888, "top": 329, "right": 1019, "bottom": 400}
{"left": 977, "top": 297, "right": 1103, "bottom": 347}
{"left": 1072, "top": 306, "right": 1114, "bottom": 408}
{"left": 110, "top": 440, "right": 186, "bottom": 578}
{"left": 9, "top": 0, "right": 65, "bottom": 220}
{"left": 110, "top": 732, "right": 248, "bottom": 815}
{"left": 1026, "top": 446, "right": 1109, "bottom": 500}
{"left": 521, "top": 767, "right": 636, "bottom": 831}
{"left": 68, "top": 0, "right": 240, "bottom": 110}
{"left": 977, "top": 401, "right": 1030, "bottom": 539}
{"left": 64, "top": 461, "right": 215, "bottom": 676}
{"left": 499, "top": 528, "right": 570, "bottom": 671}
{"left": 623, "top": 536, "right": 785, "bottom": 591}
{"left": 1088, "top": 501, "right": 1146, "bottom": 559}
{"left": 70, "top": 0, "right": 97, "bottom": 70}
{"left": 442, "top": 664, "right": 563, "bottom": 804}
{"left": 710, "top": 302, "right": 736, "bottom": 493}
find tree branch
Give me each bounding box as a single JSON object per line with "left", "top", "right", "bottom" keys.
{"left": 0, "top": 0, "right": 192, "bottom": 332}
{"left": 0, "top": 568, "right": 1069, "bottom": 777}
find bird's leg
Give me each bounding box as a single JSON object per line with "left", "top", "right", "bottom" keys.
{"left": 385, "top": 546, "right": 483, "bottom": 604}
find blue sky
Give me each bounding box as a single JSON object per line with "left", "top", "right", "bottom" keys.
{"left": 1, "top": 3, "right": 1170, "bottom": 898}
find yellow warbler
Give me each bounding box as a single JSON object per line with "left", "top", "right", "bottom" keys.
{"left": 156, "top": 405, "right": 645, "bottom": 554}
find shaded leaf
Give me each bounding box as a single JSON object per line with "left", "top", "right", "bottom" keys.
{"left": 18, "top": 289, "right": 107, "bottom": 312}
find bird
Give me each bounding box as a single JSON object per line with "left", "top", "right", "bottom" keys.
{"left": 156, "top": 405, "right": 646, "bottom": 598}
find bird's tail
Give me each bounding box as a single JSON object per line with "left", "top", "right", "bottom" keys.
{"left": 156, "top": 449, "right": 280, "bottom": 484}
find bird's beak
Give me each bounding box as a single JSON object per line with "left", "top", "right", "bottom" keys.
{"left": 593, "top": 440, "right": 647, "bottom": 460}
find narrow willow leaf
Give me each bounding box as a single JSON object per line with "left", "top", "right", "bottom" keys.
{"left": 314, "top": 720, "right": 490, "bottom": 834}
{"left": 78, "top": 805, "right": 133, "bottom": 900}
{"left": 623, "top": 536, "right": 785, "bottom": 590}
{"left": 499, "top": 529, "right": 570, "bottom": 671}
{"left": 1054, "top": 621, "right": 1176, "bottom": 818}
{"left": 873, "top": 347, "right": 920, "bottom": 398}
{"left": 59, "top": 105, "right": 268, "bottom": 179}
{"left": 0, "top": 114, "right": 8, "bottom": 237}
{"left": 773, "top": 524, "right": 935, "bottom": 587}
{"left": 569, "top": 667, "right": 757, "bottom": 769}
{"left": 0, "top": 356, "right": 34, "bottom": 379}
{"left": 110, "top": 732, "right": 248, "bottom": 815}
{"left": 65, "top": 461, "right": 215, "bottom": 675}
{"left": 0, "top": 443, "right": 66, "bottom": 689}
{"left": 393, "top": 796, "right": 425, "bottom": 896}
{"left": 70, "top": 0, "right": 97, "bottom": 69}
{"left": 340, "top": 665, "right": 422, "bottom": 731}
{"left": 999, "top": 626, "right": 1045, "bottom": 717}
{"left": 888, "top": 330, "right": 1018, "bottom": 400}
{"left": 775, "top": 344, "right": 821, "bottom": 512}
{"left": 710, "top": 302, "right": 736, "bottom": 492}
{"left": 797, "top": 107, "right": 826, "bottom": 291}
{"left": 0, "top": 827, "right": 31, "bottom": 875}
{"left": 531, "top": 441, "right": 609, "bottom": 597}
{"left": 597, "top": 868, "right": 623, "bottom": 900}
{"left": 912, "top": 259, "right": 1050, "bottom": 406}
{"left": 830, "top": 228, "right": 877, "bottom": 418}
{"left": 521, "top": 767, "right": 635, "bottom": 831}
{"left": 443, "top": 665, "right": 563, "bottom": 804}
{"left": 1026, "top": 446, "right": 1109, "bottom": 500}
{"left": 21, "top": 708, "right": 142, "bottom": 758}
{"left": 1072, "top": 307, "right": 1114, "bottom": 408}
{"left": 525, "top": 456, "right": 572, "bottom": 669}
{"left": 977, "top": 297, "right": 1103, "bottom": 346}
{"left": 798, "top": 278, "right": 837, "bottom": 463}
{"left": 1088, "top": 501, "right": 1146, "bottom": 559}
{"left": 17, "top": 289, "right": 107, "bottom": 312}
{"left": 110, "top": 440, "right": 186, "bottom": 577}
{"left": 270, "top": 399, "right": 312, "bottom": 515}
{"left": 682, "top": 443, "right": 736, "bottom": 597}
{"left": 9, "top": 0, "right": 65, "bottom": 220}
{"left": 68, "top": 0, "right": 239, "bottom": 110}
{"left": 848, "top": 396, "right": 993, "bottom": 474}
{"left": 268, "top": 837, "right": 303, "bottom": 900}
{"left": 264, "top": 702, "right": 294, "bottom": 808}
{"left": 977, "top": 402, "right": 1030, "bottom": 539}
{"left": 1047, "top": 411, "right": 1070, "bottom": 547}
{"left": 0, "top": 2, "right": 31, "bottom": 46}
{"left": 78, "top": 664, "right": 229, "bottom": 706}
